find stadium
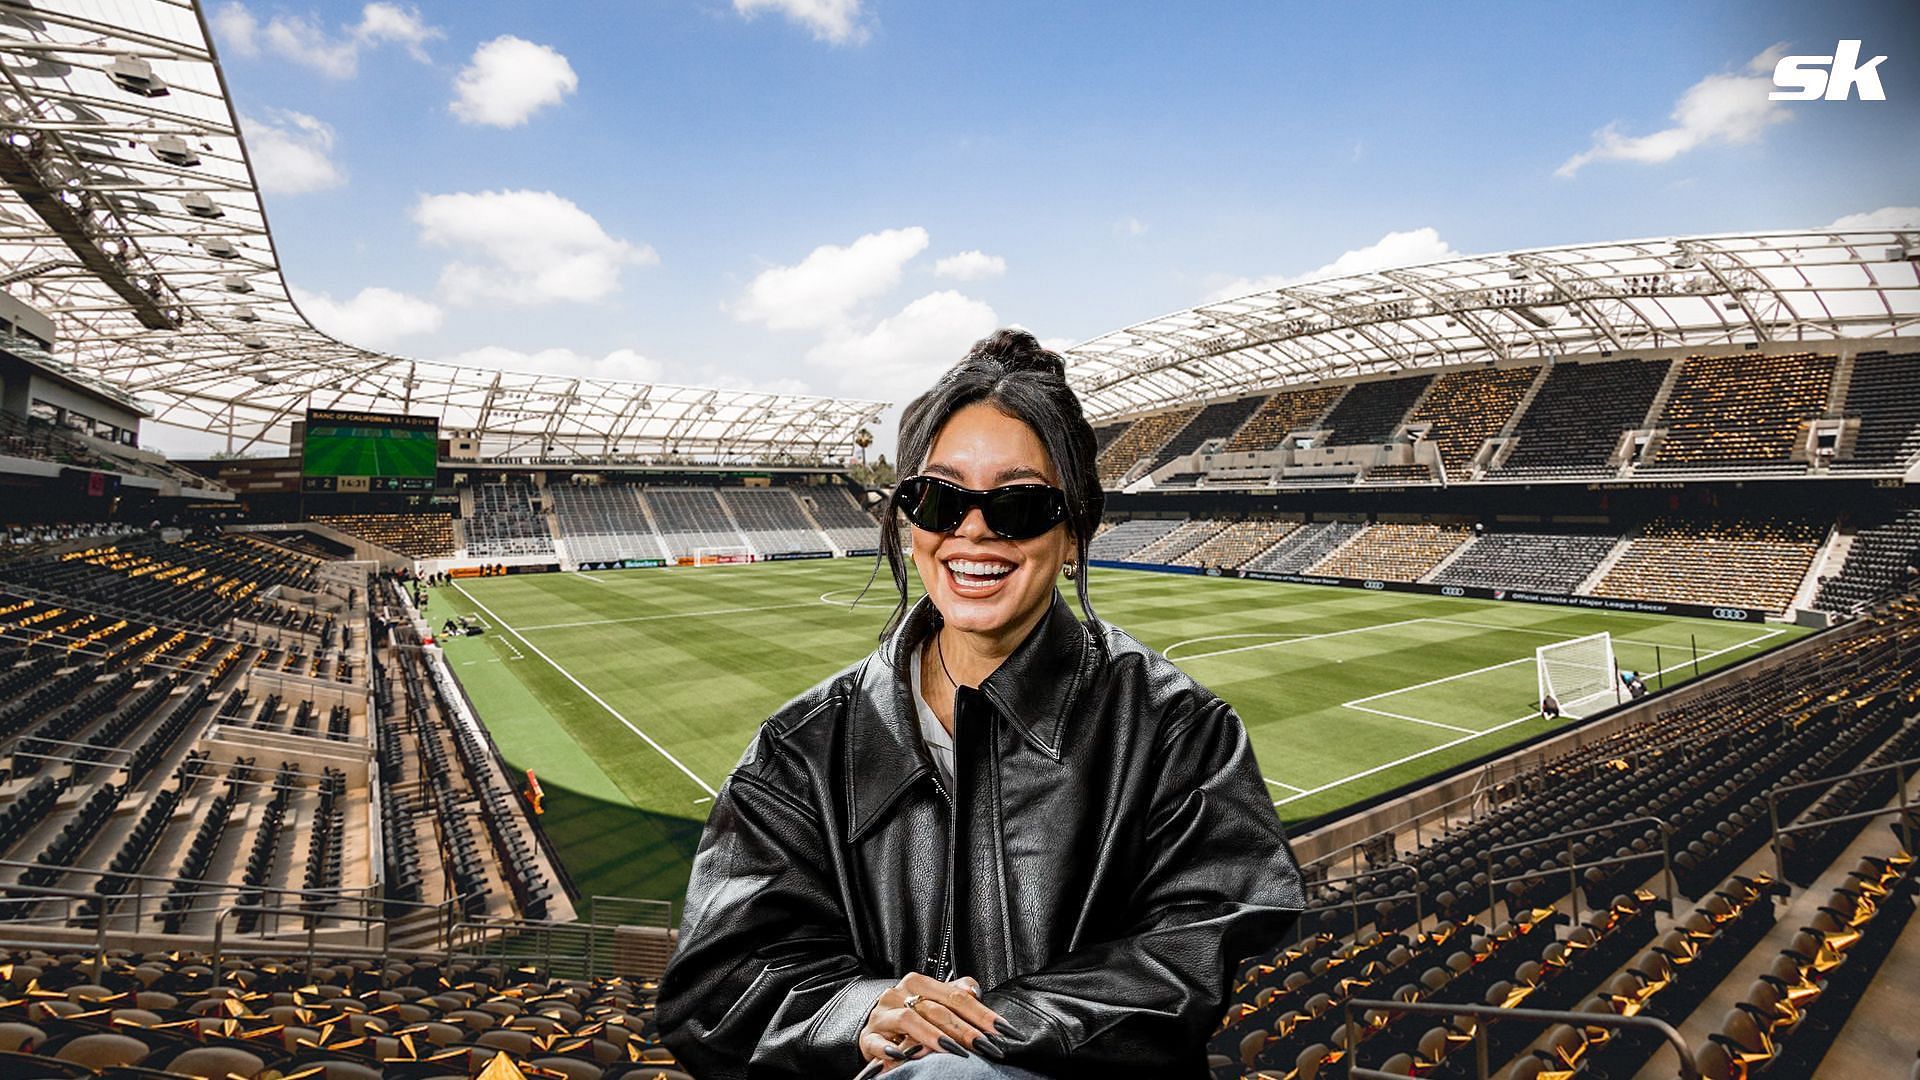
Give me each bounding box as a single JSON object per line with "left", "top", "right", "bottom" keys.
{"left": 0, "top": 3, "right": 1916, "bottom": 1079}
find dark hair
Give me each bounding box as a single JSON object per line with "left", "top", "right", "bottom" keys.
{"left": 872, "top": 328, "right": 1104, "bottom": 643}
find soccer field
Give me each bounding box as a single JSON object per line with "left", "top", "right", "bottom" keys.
{"left": 430, "top": 560, "right": 1809, "bottom": 910}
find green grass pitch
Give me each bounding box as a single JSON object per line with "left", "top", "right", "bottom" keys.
{"left": 430, "top": 561, "right": 1809, "bottom": 914}
{"left": 302, "top": 426, "right": 438, "bottom": 478}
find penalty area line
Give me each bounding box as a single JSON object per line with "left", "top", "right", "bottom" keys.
{"left": 452, "top": 582, "right": 719, "bottom": 798}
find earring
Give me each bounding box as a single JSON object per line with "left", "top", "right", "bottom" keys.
{"left": 1062, "top": 560, "right": 1078, "bottom": 580}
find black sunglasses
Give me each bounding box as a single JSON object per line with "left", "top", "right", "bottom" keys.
{"left": 894, "top": 475, "right": 1069, "bottom": 540}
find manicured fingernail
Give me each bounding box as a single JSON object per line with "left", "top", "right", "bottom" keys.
{"left": 937, "top": 1035, "right": 971, "bottom": 1057}
{"left": 885, "top": 1043, "right": 924, "bottom": 1060}
{"left": 973, "top": 1035, "right": 1006, "bottom": 1059}
{"left": 992, "top": 1021, "right": 1027, "bottom": 1041}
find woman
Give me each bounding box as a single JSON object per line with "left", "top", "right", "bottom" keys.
{"left": 658, "top": 330, "right": 1303, "bottom": 1079}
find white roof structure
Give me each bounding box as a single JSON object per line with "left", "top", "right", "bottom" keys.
{"left": 1066, "top": 229, "right": 1920, "bottom": 419}
{"left": 0, "top": 1, "right": 886, "bottom": 460}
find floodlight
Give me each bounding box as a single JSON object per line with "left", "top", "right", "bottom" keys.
{"left": 106, "top": 55, "right": 168, "bottom": 97}
{"left": 202, "top": 237, "right": 238, "bottom": 259}
{"left": 181, "top": 192, "right": 222, "bottom": 219}
{"left": 151, "top": 134, "right": 198, "bottom": 167}
{"left": 223, "top": 274, "right": 253, "bottom": 293}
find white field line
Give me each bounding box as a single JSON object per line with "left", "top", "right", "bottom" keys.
{"left": 1162, "top": 631, "right": 1311, "bottom": 659}
{"left": 574, "top": 573, "right": 613, "bottom": 587}
{"left": 1343, "top": 704, "right": 1477, "bottom": 735}
{"left": 497, "top": 633, "right": 525, "bottom": 661}
{"left": 1171, "top": 617, "right": 1431, "bottom": 663}
{"left": 1266, "top": 777, "right": 1308, "bottom": 793}
{"left": 1273, "top": 711, "right": 1546, "bottom": 807}
{"left": 453, "top": 582, "right": 718, "bottom": 798}
{"left": 520, "top": 600, "right": 821, "bottom": 631}
{"left": 1344, "top": 656, "right": 1533, "bottom": 706}
{"left": 1276, "top": 624, "right": 1788, "bottom": 807}
{"left": 1425, "top": 617, "right": 1725, "bottom": 651}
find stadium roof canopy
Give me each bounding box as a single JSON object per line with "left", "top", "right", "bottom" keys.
{"left": 0, "top": 1, "right": 887, "bottom": 460}
{"left": 1065, "top": 228, "right": 1920, "bottom": 419}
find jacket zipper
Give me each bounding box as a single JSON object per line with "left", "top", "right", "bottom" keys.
{"left": 930, "top": 770, "right": 957, "bottom": 982}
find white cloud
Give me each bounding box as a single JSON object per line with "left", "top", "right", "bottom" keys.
{"left": 292, "top": 285, "right": 442, "bottom": 348}
{"left": 933, "top": 250, "right": 1006, "bottom": 282}
{"left": 212, "top": 2, "right": 440, "bottom": 78}
{"left": 441, "top": 345, "right": 664, "bottom": 385}
{"left": 241, "top": 110, "right": 345, "bottom": 194}
{"left": 735, "top": 226, "right": 929, "bottom": 331}
{"left": 412, "top": 190, "right": 657, "bottom": 305}
{"left": 1039, "top": 336, "right": 1077, "bottom": 354}
{"left": 1557, "top": 45, "right": 1790, "bottom": 177}
{"left": 451, "top": 36, "right": 578, "bottom": 128}
{"left": 1204, "top": 227, "right": 1458, "bottom": 302}
{"left": 1114, "top": 216, "right": 1148, "bottom": 238}
{"left": 806, "top": 290, "right": 999, "bottom": 404}
{"left": 1828, "top": 207, "right": 1920, "bottom": 229}
{"left": 212, "top": 4, "right": 259, "bottom": 55}
{"left": 733, "top": 0, "right": 869, "bottom": 45}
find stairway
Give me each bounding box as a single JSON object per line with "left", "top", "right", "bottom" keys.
{"left": 1639, "top": 357, "right": 1687, "bottom": 430}
{"left": 1825, "top": 351, "right": 1857, "bottom": 418}
{"left": 1574, "top": 530, "right": 1638, "bottom": 595}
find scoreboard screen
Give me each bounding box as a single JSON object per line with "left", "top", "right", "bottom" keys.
{"left": 301, "top": 409, "right": 439, "bottom": 492}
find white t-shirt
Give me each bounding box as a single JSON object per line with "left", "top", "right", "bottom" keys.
{"left": 907, "top": 644, "right": 956, "bottom": 791}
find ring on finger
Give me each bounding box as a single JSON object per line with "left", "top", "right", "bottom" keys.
{"left": 902, "top": 993, "right": 924, "bottom": 1010}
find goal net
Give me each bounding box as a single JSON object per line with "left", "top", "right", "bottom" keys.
{"left": 1536, "top": 631, "right": 1618, "bottom": 719}
{"left": 692, "top": 546, "right": 754, "bottom": 567}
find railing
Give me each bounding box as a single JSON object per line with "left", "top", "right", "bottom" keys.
{"left": 1340, "top": 996, "right": 1699, "bottom": 1079}
{"left": 1482, "top": 816, "right": 1674, "bottom": 923}
{"left": 1767, "top": 754, "right": 1919, "bottom": 884}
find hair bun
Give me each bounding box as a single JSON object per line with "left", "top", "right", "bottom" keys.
{"left": 968, "top": 328, "right": 1066, "bottom": 380}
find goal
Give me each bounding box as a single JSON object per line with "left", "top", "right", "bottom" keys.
{"left": 1536, "top": 631, "right": 1619, "bottom": 719}
{"left": 692, "top": 546, "right": 754, "bottom": 567}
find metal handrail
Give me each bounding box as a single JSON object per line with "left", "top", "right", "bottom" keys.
{"left": 1482, "top": 816, "right": 1674, "bottom": 923}
{"left": 1340, "top": 996, "right": 1699, "bottom": 1079}
{"left": 1767, "top": 754, "right": 1919, "bottom": 883}
{"left": 212, "top": 902, "right": 401, "bottom": 986}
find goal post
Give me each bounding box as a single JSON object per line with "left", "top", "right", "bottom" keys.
{"left": 1536, "top": 631, "right": 1619, "bottom": 719}
{"left": 692, "top": 546, "right": 754, "bottom": 567}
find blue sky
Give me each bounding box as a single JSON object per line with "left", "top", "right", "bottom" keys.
{"left": 165, "top": 0, "right": 1920, "bottom": 454}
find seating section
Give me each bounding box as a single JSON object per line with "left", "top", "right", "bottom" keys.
{"left": 1088, "top": 518, "right": 1184, "bottom": 561}
{"left": 1309, "top": 522, "right": 1470, "bottom": 581}
{"left": 1405, "top": 366, "right": 1539, "bottom": 476}
{"left": 548, "top": 483, "right": 663, "bottom": 564}
{"left": 310, "top": 513, "right": 455, "bottom": 558}
{"left": 719, "top": 488, "right": 831, "bottom": 555}
{"left": 466, "top": 478, "right": 554, "bottom": 557}
{"left": 1835, "top": 351, "right": 1920, "bottom": 471}
{"left": 1172, "top": 520, "right": 1300, "bottom": 569}
{"left": 1273, "top": 598, "right": 1919, "bottom": 1080}
{"left": 1363, "top": 463, "right": 1433, "bottom": 485}
{"left": 640, "top": 489, "right": 747, "bottom": 561}
{"left": 1815, "top": 508, "right": 1920, "bottom": 613}
{"left": 1320, "top": 375, "right": 1433, "bottom": 446}
{"left": 1224, "top": 385, "right": 1346, "bottom": 453}
{"left": 1097, "top": 406, "right": 1199, "bottom": 486}
{"left": 1130, "top": 519, "right": 1229, "bottom": 564}
{"left": 798, "top": 485, "right": 880, "bottom": 553}
{"left": 1495, "top": 358, "right": 1670, "bottom": 477}
{"left": 1243, "top": 521, "right": 1365, "bottom": 574}
{"left": 1145, "top": 395, "right": 1269, "bottom": 472}
{"left": 1093, "top": 421, "right": 1130, "bottom": 455}
{"left": 1643, "top": 353, "right": 1835, "bottom": 473}
{"left": 0, "top": 950, "right": 691, "bottom": 1079}
{"left": 1595, "top": 516, "right": 1826, "bottom": 614}
{"left": 1432, "top": 531, "right": 1621, "bottom": 594}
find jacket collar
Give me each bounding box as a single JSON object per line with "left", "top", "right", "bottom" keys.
{"left": 847, "top": 592, "right": 1095, "bottom": 841}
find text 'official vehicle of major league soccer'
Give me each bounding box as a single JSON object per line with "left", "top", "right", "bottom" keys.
{"left": 1771, "top": 40, "right": 1888, "bottom": 101}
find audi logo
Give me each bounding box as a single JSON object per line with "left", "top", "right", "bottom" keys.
{"left": 1711, "top": 607, "right": 1751, "bottom": 621}
{"left": 1363, "top": 580, "right": 1386, "bottom": 590}
{"left": 1440, "top": 586, "right": 1465, "bottom": 597}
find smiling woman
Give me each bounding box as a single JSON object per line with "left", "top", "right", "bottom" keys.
{"left": 656, "top": 330, "right": 1305, "bottom": 1080}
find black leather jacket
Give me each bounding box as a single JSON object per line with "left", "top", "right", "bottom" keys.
{"left": 657, "top": 593, "right": 1305, "bottom": 1078}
